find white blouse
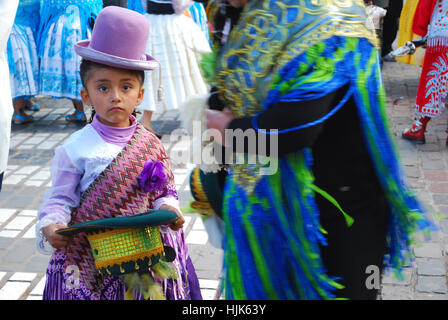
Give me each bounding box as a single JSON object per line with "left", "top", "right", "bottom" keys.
{"left": 36, "top": 121, "right": 179, "bottom": 254}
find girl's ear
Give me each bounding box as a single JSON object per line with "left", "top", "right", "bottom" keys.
{"left": 136, "top": 87, "right": 145, "bottom": 106}
{"left": 80, "top": 89, "right": 91, "bottom": 106}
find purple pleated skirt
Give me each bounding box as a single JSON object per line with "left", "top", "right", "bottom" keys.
{"left": 42, "top": 250, "right": 202, "bottom": 300}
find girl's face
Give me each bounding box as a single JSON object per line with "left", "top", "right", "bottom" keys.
{"left": 81, "top": 66, "right": 144, "bottom": 128}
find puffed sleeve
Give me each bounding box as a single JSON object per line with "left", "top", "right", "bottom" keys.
{"left": 35, "top": 146, "right": 83, "bottom": 254}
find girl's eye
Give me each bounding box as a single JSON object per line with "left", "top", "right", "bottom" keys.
{"left": 123, "top": 85, "right": 131, "bottom": 91}
{"left": 98, "top": 86, "right": 108, "bottom": 92}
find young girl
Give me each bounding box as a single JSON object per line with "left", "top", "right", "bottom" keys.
{"left": 36, "top": 6, "right": 202, "bottom": 300}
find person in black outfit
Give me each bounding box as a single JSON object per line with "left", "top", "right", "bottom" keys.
{"left": 199, "top": 0, "right": 429, "bottom": 300}
{"left": 207, "top": 10, "right": 390, "bottom": 296}
{"left": 380, "top": 0, "right": 404, "bottom": 60}
{"left": 208, "top": 83, "right": 389, "bottom": 300}
{"left": 103, "top": 0, "right": 127, "bottom": 7}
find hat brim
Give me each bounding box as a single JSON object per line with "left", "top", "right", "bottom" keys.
{"left": 75, "top": 40, "right": 159, "bottom": 71}
{"left": 56, "top": 210, "right": 178, "bottom": 236}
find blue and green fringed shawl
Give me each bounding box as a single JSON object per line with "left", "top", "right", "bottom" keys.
{"left": 215, "top": 0, "right": 433, "bottom": 300}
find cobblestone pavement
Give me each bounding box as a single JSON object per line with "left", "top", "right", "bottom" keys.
{"left": 380, "top": 60, "right": 448, "bottom": 300}
{"left": 0, "top": 60, "right": 448, "bottom": 300}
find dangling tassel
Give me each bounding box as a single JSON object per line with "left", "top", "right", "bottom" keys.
{"left": 123, "top": 272, "right": 167, "bottom": 300}
{"left": 156, "top": 60, "right": 164, "bottom": 102}
{"left": 310, "top": 183, "right": 354, "bottom": 227}
{"left": 125, "top": 288, "right": 135, "bottom": 300}
{"left": 122, "top": 259, "right": 178, "bottom": 300}
{"left": 151, "top": 260, "right": 179, "bottom": 280}
{"left": 157, "top": 86, "right": 164, "bottom": 102}
{"left": 140, "top": 273, "right": 166, "bottom": 300}
{"left": 123, "top": 273, "right": 140, "bottom": 300}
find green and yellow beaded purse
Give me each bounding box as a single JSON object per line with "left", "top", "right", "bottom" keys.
{"left": 57, "top": 210, "right": 179, "bottom": 299}
{"left": 57, "top": 210, "right": 177, "bottom": 276}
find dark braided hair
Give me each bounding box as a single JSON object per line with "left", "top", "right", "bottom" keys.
{"left": 79, "top": 59, "right": 144, "bottom": 122}
{"left": 208, "top": 1, "right": 243, "bottom": 111}
{"left": 210, "top": 1, "right": 243, "bottom": 48}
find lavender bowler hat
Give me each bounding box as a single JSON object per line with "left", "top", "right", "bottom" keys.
{"left": 74, "top": 6, "right": 158, "bottom": 71}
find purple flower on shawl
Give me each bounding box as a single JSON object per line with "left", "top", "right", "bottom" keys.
{"left": 139, "top": 160, "right": 168, "bottom": 192}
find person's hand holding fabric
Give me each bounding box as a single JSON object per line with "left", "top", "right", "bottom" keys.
{"left": 205, "top": 108, "right": 235, "bottom": 146}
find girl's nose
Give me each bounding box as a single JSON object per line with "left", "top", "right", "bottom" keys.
{"left": 110, "top": 87, "right": 122, "bottom": 102}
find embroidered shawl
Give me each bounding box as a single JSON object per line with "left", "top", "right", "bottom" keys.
{"left": 62, "top": 124, "right": 177, "bottom": 296}
{"left": 213, "top": 0, "right": 432, "bottom": 299}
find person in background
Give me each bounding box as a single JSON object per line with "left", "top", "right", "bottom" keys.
{"left": 8, "top": 0, "right": 41, "bottom": 125}
{"left": 0, "top": 0, "right": 19, "bottom": 190}
{"left": 396, "top": 0, "right": 425, "bottom": 66}
{"left": 380, "top": 0, "right": 404, "bottom": 61}
{"left": 402, "top": 0, "right": 448, "bottom": 145}
{"left": 187, "top": 1, "right": 210, "bottom": 43}
{"left": 205, "top": 0, "right": 431, "bottom": 299}
{"left": 365, "top": 0, "right": 387, "bottom": 53}
{"left": 127, "top": 0, "right": 211, "bottom": 134}
{"left": 37, "top": 0, "right": 102, "bottom": 123}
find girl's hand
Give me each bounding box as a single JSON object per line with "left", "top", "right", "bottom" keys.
{"left": 206, "top": 108, "right": 235, "bottom": 146}
{"left": 160, "top": 204, "right": 185, "bottom": 231}
{"left": 41, "top": 224, "right": 72, "bottom": 249}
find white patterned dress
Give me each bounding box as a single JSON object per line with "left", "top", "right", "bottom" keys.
{"left": 7, "top": 0, "right": 40, "bottom": 100}
{"left": 37, "top": 0, "right": 102, "bottom": 101}
{"left": 127, "top": 0, "right": 211, "bottom": 112}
